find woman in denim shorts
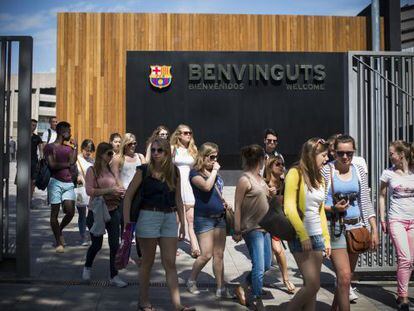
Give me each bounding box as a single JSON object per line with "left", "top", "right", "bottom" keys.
{"left": 284, "top": 138, "right": 331, "bottom": 311}
{"left": 122, "top": 138, "right": 195, "bottom": 311}
{"left": 322, "top": 134, "right": 378, "bottom": 311}
{"left": 185, "top": 142, "right": 234, "bottom": 299}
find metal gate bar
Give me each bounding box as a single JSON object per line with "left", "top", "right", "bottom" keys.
{"left": 0, "top": 36, "right": 33, "bottom": 277}
{"left": 348, "top": 51, "right": 414, "bottom": 272}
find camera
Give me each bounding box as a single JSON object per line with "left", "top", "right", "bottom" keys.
{"left": 333, "top": 192, "right": 358, "bottom": 206}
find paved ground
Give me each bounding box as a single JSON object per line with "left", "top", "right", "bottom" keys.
{"left": 0, "top": 164, "right": 413, "bottom": 310}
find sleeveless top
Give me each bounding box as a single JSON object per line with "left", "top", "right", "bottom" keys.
{"left": 240, "top": 172, "right": 269, "bottom": 233}
{"left": 137, "top": 165, "right": 176, "bottom": 210}
{"left": 120, "top": 154, "right": 142, "bottom": 189}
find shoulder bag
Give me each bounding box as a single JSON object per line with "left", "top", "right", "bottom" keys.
{"left": 330, "top": 165, "right": 371, "bottom": 254}
{"left": 213, "top": 181, "right": 234, "bottom": 236}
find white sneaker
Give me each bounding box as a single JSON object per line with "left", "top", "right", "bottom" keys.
{"left": 349, "top": 286, "right": 359, "bottom": 302}
{"left": 81, "top": 238, "right": 89, "bottom": 246}
{"left": 82, "top": 267, "right": 91, "bottom": 281}
{"left": 110, "top": 275, "right": 128, "bottom": 288}
{"left": 216, "top": 287, "right": 236, "bottom": 299}
{"left": 186, "top": 279, "right": 200, "bottom": 295}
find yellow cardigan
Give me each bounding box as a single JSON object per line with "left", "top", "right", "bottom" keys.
{"left": 284, "top": 168, "right": 330, "bottom": 247}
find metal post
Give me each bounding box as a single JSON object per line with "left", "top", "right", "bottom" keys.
{"left": 15, "top": 37, "right": 32, "bottom": 277}
{"left": 371, "top": 0, "right": 380, "bottom": 51}
{"left": 0, "top": 40, "right": 6, "bottom": 261}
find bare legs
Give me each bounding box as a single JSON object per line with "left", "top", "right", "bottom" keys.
{"left": 50, "top": 200, "right": 75, "bottom": 246}
{"left": 138, "top": 237, "right": 186, "bottom": 310}
{"left": 272, "top": 239, "right": 295, "bottom": 293}
{"left": 287, "top": 251, "right": 323, "bottom": 311}
{"left": 330, "top": 249, "right": 359, "bottom": 311}
{"left": 189, "top": 228, "right": 226, "bottom": 289}
{"left": 185, "top": 205, "right": 200, "bottom": 256}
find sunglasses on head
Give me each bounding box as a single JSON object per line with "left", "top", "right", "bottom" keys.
{"left": 151, "top": 147, "right": 164, "bottom": 154}
{"left": 106, "top": 151, "right": 114, "bottom": 157}
{"left": 208, "top": 155, "right": 218, "bottom": 161}
{"left": 336, "top": 151, "right": 354, "bottom": 157}
{"left": 181, "top": 131, "right": 192, "bottom": 136}
{"left": 266, "top": 139, "right": 277, "bottom": 144}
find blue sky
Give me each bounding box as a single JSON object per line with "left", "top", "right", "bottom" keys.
{"left": 1, "top": 0, "right": 413, "bottom": 73}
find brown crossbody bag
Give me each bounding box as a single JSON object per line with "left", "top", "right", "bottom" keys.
{"left": 330, "top": 165, "right": 370, "bottom": 254}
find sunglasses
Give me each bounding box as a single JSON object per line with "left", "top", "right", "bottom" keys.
{"left": 208, "top": 155, "right": 218, "bottom": 161}
{"left": 151, "top": 147, "right": 164, "bottom": 154}
{"left": 181, "top": 131, "right": 192, "bottom": 136}
{"left": 106, "top": 151, "right": 114, "bottom": 157}
{"left": 159, "top": 133, "right": 168, "bottom": 137}
{"left": 336, "top": 151, "right": 354, "bottom": 157}
{"left": 266, "top": 139, "right": 278, "bottom": 144}
{"left": 274, "top": 162, "right": 284, "bottom": 167}
{"left": 316, "top": 138, "right": 327, "bottom": 145}
{"left": 128, "top": 142, "right": 137, "bottom": 146}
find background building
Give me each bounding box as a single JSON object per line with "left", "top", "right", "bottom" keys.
{"left": 10, "top": 73, "right": 56, "bottom": 139}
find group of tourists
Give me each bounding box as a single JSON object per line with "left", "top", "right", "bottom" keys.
{"left": 30, "top": 116, "right": 414, "bottom": 311}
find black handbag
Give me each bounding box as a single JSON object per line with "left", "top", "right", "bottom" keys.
{"left": 130, "top": 164, "right": 148, "bottom": 222}
{"left": 35, "top": 158, "right": 51, "bottom": 190}
{"left": 258, "top": 168, "right": 303, "bottom": 241}
{"left": 258, "top": 195, "right": 296, "bottom": 241}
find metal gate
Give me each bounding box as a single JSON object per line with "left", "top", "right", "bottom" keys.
{"left": 0, "top": 36, "right": 33, "bottom": 277}
{"left": 348, "top": 51, "right": 414, "bottom": 272}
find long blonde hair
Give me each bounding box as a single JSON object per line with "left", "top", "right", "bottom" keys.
{"left": 148, "top": 138, "right": 177, "bottom": 191}
{"left": 118, "top": 133, "right": 136, "bottom": 170}
{"left": 170, "top": 124, "right": 197, "bottom": 158}
{"left": 297, "top": 137, "right": 329, "bottom": 190}
{"left": 193, "top": 142, "right": 219, "bottom": 171}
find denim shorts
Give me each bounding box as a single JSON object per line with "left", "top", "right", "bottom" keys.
{"left": 194, "top": 215, "right": 226, "bottom": 235}
{"left": 47, "top": 177, "right": 76, "bottom": 204}
{"left": 288, "top": 234, "right": 325, "bottom": 253}
{"left": 328, "top": 221, "right": 347, "bottom": 249}
{"left": 136, "top": 210, "right": 178, "bottom": 238}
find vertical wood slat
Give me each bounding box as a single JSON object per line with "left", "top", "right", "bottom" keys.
{"left": 56, "top": 13, "right": 383, "bottom": 145}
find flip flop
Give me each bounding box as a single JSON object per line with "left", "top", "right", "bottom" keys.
{"left": 283, "top": 279, "right": 296, "bottom": 294}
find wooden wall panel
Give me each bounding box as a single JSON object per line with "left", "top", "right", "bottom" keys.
{"left": 57, "top": 13, "right": 384, "bottom": 145}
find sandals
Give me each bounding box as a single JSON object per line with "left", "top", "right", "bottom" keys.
{"left": 283, "top": 279, "right": 296, "bottom": 294}
{"left": 190, "top": 249, "right": 200, "bottom": 258}
{"left": 234, "top": 285, "right": 247, "bottom": 306}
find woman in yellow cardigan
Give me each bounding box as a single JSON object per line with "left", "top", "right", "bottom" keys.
{"left": 284, "top": 138, "right": 331, "bottom": 311}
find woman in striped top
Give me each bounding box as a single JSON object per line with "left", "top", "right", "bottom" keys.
{"left": 322, "top": 134, "right": 378, "bottom": 311}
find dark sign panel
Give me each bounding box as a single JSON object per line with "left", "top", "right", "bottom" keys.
{"left": 126, "top": 51, "right": 347, "bottom": 169}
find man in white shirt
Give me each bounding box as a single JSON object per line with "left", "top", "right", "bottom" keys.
{"left": 41, "top": 116, "right": 58, "bottom": 145}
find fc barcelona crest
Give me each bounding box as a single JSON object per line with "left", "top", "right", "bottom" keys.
{"left": 149, "top": 65, "right": 172, "bottom": 89}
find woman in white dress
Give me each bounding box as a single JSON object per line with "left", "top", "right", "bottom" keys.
{"left": 170, "top": 124, "right": 200, "bottom": 258}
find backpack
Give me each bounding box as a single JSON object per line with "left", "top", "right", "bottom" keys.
{"left": 35, "top": 158, "right": 51, "bottom": 190}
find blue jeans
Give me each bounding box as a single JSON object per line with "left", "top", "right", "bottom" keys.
{"left": 243, "top": 230, "right": 272, "bottom": 297}
{"left": 76, "top": 205, "right": 87, "bottom": 238}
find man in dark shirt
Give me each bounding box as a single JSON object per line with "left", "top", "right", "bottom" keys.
{"left": 31, "top": 119, "right": 43, "bottom": 202}
{"left": 9, "top": 136, "right": 16, "bottom": 161}
{"left": 44, "top": 121, "right": 77, "bottom": 253}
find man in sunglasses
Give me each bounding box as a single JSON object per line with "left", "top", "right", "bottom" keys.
{"left": 260, "top": 129, "right": 285, "bottom": 177}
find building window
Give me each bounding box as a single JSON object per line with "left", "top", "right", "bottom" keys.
{"left": 40, "top": 88, "right": 56, "bottom": 95}
{"left": 39, "top": 101, "right": 56, "bottom": 108}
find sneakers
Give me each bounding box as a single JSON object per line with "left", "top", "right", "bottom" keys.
{"left": 81, "top": 238, "right": 89, "bottom": 246}
{"left": 110, "top": 275, "right": 128, "bottom": 288}
{"left": 216, "top": 287, "right": 236, "bottom": 299}
{"left": 82, "top": 267, "right": 91, "bottom": 281}
{"left": 55, "top": 245, "right": 65, "bottom": 253}
{"left": 349, "top": 286, "right": 359, "bottom": 302}
{"left": 186, "top": 280, "right": 200, "bottom": 295}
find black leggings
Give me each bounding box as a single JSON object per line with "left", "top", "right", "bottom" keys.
{"left": 85, "top": 208, "right": 120, "bottom": 278}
